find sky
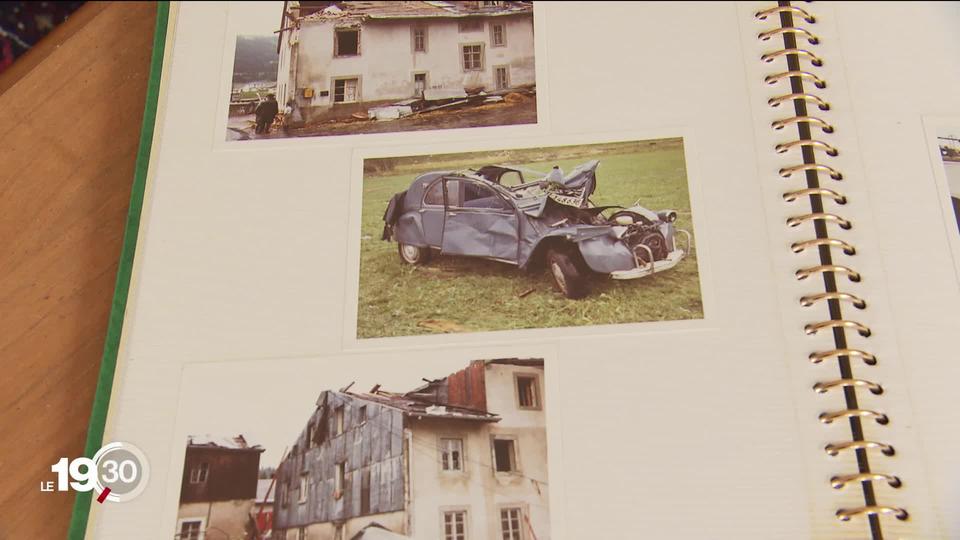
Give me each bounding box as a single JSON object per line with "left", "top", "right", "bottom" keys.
{"left": 229, "top": 1, "right": 287, "bottom": 37}
{"left": 175, "top": 353, "right": 501, "bottom": 467}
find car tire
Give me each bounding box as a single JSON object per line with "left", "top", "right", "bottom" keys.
{"left": 546, "top": 247, "right": 589, "bottom": 299}
{"left": 398, "top": 243, "right": 432, "bottom": 265}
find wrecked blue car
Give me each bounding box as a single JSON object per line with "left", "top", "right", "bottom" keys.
{"left": 382, "top": 160, "right": 691, "bottom": 299}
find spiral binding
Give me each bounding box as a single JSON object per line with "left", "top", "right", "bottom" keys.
{"left": 754, "top": 2, "right": 907, "bottom": 535}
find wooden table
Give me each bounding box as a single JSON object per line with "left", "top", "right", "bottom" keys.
{"left": 0, "top": 3, "right": 157, "bottom": 537}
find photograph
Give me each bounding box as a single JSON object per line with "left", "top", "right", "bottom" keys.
{"left": 356, "top": 138, "right": 704, "bottom": 339}
{"left": 226, "top": 1, "right": 538, "bottom": 141}
{"left": 172, "top": 357, "right": 552, "bottom": 540}
{"left": 937, "top": 130, "right": 960, "bottom": 234}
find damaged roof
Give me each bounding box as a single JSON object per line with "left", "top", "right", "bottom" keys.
{"left": 340, "top": 390, "right": 500, "bottom": 422}
{"left": 187, "top": 434, "right": 264, "bottom": 451}
{"left": 295, "top": 1, "right": 533, "bottom": 22}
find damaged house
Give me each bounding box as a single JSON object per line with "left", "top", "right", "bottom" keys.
{"left": 276, "top": 1, "right": 536, "bottom": 122}
{"left": 272, "top": 359, "right": 549, "bottom": 540}
{"left": 177, "top": 435, "right": 265, "bottom": 540}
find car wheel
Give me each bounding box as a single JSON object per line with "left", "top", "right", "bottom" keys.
{"left": 546, "top": 248, "right": 589, "bottom": 299}
{"left": 398, "top": 243, "right": 431, "bottom": 265}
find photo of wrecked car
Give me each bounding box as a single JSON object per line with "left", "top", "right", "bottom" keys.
{"left": 357, "top": 138, "right": 702, "bottom": 339}
{"left": 382, "top": 160, "right": 691, "bottom": 298}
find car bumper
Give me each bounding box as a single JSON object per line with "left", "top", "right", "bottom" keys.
{"left": 610, "top": 248, "right": 685, "bottom": 280}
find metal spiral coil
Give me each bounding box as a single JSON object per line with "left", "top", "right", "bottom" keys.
{"left": 755, "top": 2, "right": 907, "bottom": 532}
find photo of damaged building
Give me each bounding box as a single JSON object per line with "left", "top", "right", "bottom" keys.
{"left": 272, "top": 359, "right": 549, "bottom": 540}
{"left": 273, "top": 0, "right": 536, "bottom": 132}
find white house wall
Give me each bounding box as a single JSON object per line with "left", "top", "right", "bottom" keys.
{"left": 177, "top": 499, "right": 254, "bottom": 540}
{"left": 285, "top": 14, "right": 535, "bottom": 117}
{"left": 406, "top": 363, "right": 550, "bottom": 540}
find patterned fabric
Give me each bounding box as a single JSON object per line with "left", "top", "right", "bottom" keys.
{"left": 0, "top": 1, "right": 85, "bottom": 73}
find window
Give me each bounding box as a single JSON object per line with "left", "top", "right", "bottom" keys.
{"left": 498, "top": 170, "right": 523, "bottom": 187}
{"left": 189, "top": 463, "right": 209, "bottom": 484}
{"left": 424, "top": 180, "right": 445, "bottom": 206}
{"left": 280, "top": 481, "right": 289, "bottom": 507}
{"left": 441, "top": 438, "right": 464, "bottom": 471}
{"left": 443, "top": 510, "right": 467, "bottom": 540}
{"left": 491, "top": 23, "right": 506, "bottom": 47}
{"left": 414, "top": 72, "right": 427, "bottom": 97}
{"left": 493, "top": 438, "right": 517, "bottom": 473}
{"left": 460, "top": 181, "right": 510, "bottom": 211}
{"left": 500, "top": 508, "right": 523, "bottom": 540}
{"left": 298, "top": 475, "right": 307, "bottom": 504}
{"left": 412, "top": 26, "right": 427, "bottom": 52}
{"left": 461, "top": 44, "right": 484, "bottom": 71}
{"left": 334, "top": 28, "right": 359, "bottom": 56}
{"left": 494, "top": 66, "right": 510, "bottom": 91}
{"left": 515, "top": 374, "right": 540, "bottom": 409}
{"left": 298, "top": 528, "right": 306, "bottom": 540}
{"left": 332, "top": 78, "right": 359, "bottom": 103}
{"left": 443, "top": 179, "right": 462, "bottom": 206}
{"left": 458, "top": 20, "right": 483, "bottom": 33}
{"left": 358, "top": 405, "right": 367, "bottom": 425}
{"left": 307, "top": 422, "right": 315, "bottom": 449}
{"left": 179, "top": 520, "right": 203, "bottom": 540}
{"left": 335, "top": 462, "right": 346, "bottom": 498}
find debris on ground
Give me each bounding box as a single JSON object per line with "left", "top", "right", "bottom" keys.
{"left": 417, "top": 319, "right": 468, "bottom": 333}
{"left": 518, "top": 287, "right": 536, "bottom": 298}
{"left": 424, "top": 88, "right": 468, "bottom": 101}
{"left": 361, "top": 85, "right": 536, "bottom": 121}
{"left": 368, "top": 105, "right": 413, "bottom": 121}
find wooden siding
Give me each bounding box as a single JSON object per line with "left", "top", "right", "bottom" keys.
{"left": 273, "top": 391, "right": 406, "bottom": 529}
{"left": 446, "top": 360, "right": 487, "bottom": 411}
{"left": 179, "top": 447, "right": 261, "bottom": 503}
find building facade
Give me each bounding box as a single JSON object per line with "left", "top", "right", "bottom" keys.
{"left": 276, "top": 1, "right": 536, "bottom": 121}
{"left": 177, "top": 435, "right": 265, "bottom": 540}
{"left": 273, "top": 359, "right": 549, "bottom": 540}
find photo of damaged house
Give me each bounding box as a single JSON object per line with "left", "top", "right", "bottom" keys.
{"left": 271, "top": 359, "right": 550, "bottom": 540}
{"left": 176, "top": 435, "right": 267, "bottom": 540}
{"left": 227, "top": 1, "right": 537, "bottom": 140}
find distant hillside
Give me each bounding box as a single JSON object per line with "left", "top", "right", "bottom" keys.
{"left": 232, "top": 35, "right": 279, "bottom": 85}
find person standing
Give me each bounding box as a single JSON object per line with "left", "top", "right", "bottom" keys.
{"left": 254, "top": 94, "right": 279, "bottom": 135}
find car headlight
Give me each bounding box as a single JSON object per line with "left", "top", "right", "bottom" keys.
{"left": 657, "top": 210, "right": 678, "bottom": 223}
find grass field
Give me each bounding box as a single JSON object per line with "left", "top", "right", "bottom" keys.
{"left": 356, "top": 139, "right": 703, "bottom": 339}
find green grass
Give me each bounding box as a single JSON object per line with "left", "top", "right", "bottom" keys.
{"left": 356, "top": 140, "right": 704, "bottom": 339}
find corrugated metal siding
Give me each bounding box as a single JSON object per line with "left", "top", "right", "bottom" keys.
{"left": 273, "top": 391, "right": 406, "bottom": 528}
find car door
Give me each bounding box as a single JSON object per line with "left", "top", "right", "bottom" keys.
{"left": 441, "top": 178, "right": 520, "bottom": 262}
{"left": 419, "top": 178, "right": 446, "bottom": 247}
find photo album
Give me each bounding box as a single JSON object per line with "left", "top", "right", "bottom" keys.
{"left": 70, "top": 2, "right": 960, "bottom": 539}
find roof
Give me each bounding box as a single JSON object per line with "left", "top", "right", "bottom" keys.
{"left": 256, "top": 478, "right": 276, "bottom": 503}
{"left": 342, "top": 390, "right": 500, "bottom": 422}
{"left": 187, "top": 434, "right": 264, "bottom": 452}
{"left": 296, "top": 1, "right": 533, "bottom": 23}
